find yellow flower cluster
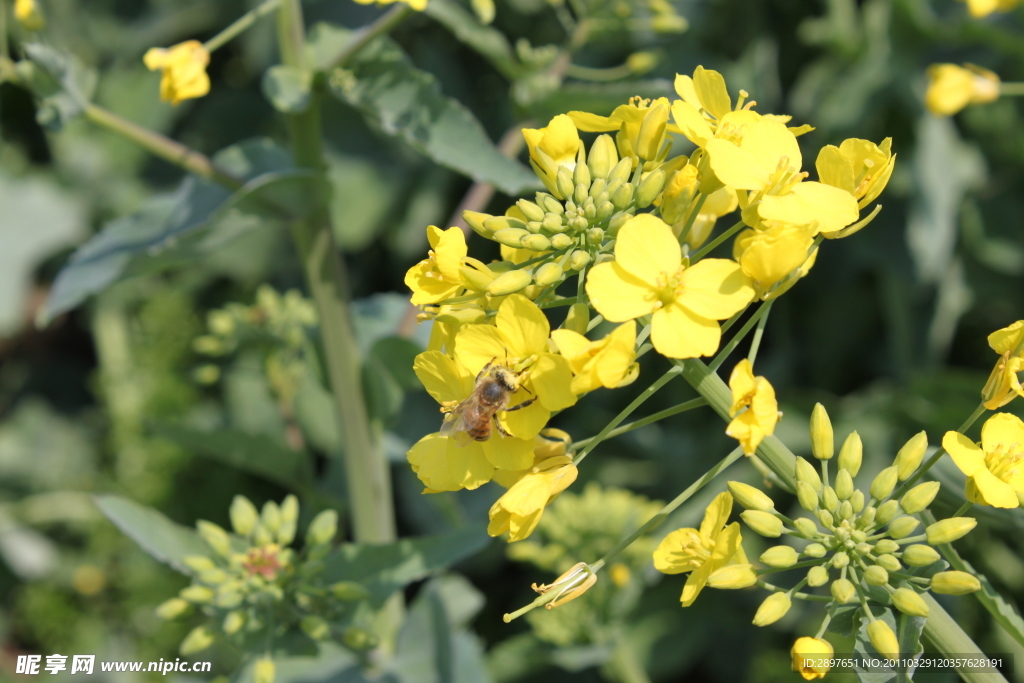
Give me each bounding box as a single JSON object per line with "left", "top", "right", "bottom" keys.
{"left": 405, "top": 66, "right": 893, "bottom": 542}
{"left": 925, "top": 63, "right": 1000, "bottom": 117}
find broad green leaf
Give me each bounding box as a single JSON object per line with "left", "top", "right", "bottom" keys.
{"left": 263, "top": 65, "right": 313, "bottom": 113}
{"left": 363, "top": 336, "right": 423, "bottom": 422}
{"left": 42, "top": 139, "right": 324, "bottom": 323}
{"left": 422, "top": 0, "right": 519, "bottom": 78}
{"left": 149, "top": 424, "right": 315, "bottom": 491}
{"left": 327, "top": 153, "right": 395, "bottom": 251}
{"left": 93, "top": 495, "right": 211, "bottom": 574}
{"left": 852, "top": 608, "right": 925, "bottom": 683}
{"left": 323, "top": 525, "right": 489, "bottom": 606}
{"left": 314, "top": 24, "right": 538, "bottom": 195}
{"left": 19, "top": 43, "right": 97, "bottom": 129}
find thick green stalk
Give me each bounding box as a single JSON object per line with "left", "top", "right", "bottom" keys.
{"left": 921, "top": 594, "right": 1007, "bottom": 683}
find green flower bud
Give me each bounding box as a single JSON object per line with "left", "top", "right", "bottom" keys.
{"left": 753, "top": 593, "right": 792, "bottom": 626}
{"left": 851, "top": 490, "right": 865, "bottom": 513}
{"left": 607, "top": 211, "right": 631, "bottom": 235}
{"left": 570, "top": 215, "right": 589, "bottom": 232}
{"left": 895, "top": 431, "right": 928, "bottom": 481}
{"left": 574, "top": 181, "right": 589, "bottom": 205}
{"left": 229, "top": 496, "right": 259, "bottom": 537}
{"left": 301, "top": 615, "right": 332, "bottom": 641}
{"left": 926, "top": 517, "right": 977, "bottom": 545}
{"left": 463, "top": 210, "right": 493, "bottom": 237}
{"left": 832, "top": 551, "right": 850, "bottom": 568}
{"left": 541, "top": 213, "right": 564, "bottom": 232}
{"left": 867, "top": 620, "right": 900, "bottom": 659}
{"left": 810, "top": 403, "right": 834, "bottom": 460}
{"left": 796, "top": 457, "right": 822, "bottom": 491}
{"left": 277, "top": 519, "right": 297, "bottom": 546}
{"left": 875, "top": 499, "right": 900, "bottom": 525}
{"left": 254, "top": 657, "right": 276, "bottom": 683}
{"left": 198, "top": 568, "right": 228, "bottom": 585}
{"left": 214, "top": 587, "right": 243, "bottom": 609}
{"left": 588, "top": 134, "right": 618, "bottom": 179}
{"left": 180, "top": 585, "right": 214, "bottom": 603}
{"left": 197, "top": 521, "right": 231, "bottom": 557}
{"left": 586, "top": 227, "right": 605, "bottom": 245}
{"left": 887, "top": 516, "right": 920, "bottom": 539}
{"left": 804, "top": 543, "right": 827, "bottom": 558}
{"left": 636, "top": 102, "right": 669, "bottom": 160}
{"left": 876, "top": 554, "right": 901, "bottom": 573}
{"left": 573, "top": 161, "right": 591, "bottom": 189}
{"left": 900, "top": 481, "right": 940, "bottom": 514}
{"left": 903, "top": 544, "right": 940, "bottom": 567}
{"left": 517, "top": 199, "right": 546, "bottom": 223}
{"left": 892, "top": 587, "right": 930, "bottom": 617}
{"left": 521, "top": 234, "right": 552, "bottom": 252}
{"left": 281, "top": 495, "right": 299, "bottom": 524}
{"left": 851, "top": 529, "right": 867, "bottom": 543}
{"left": 864, "top": 565, "right": 889, "bottom": 586}
{"left": 817, "top": 509, "right": 834, "bottom": 528}
{"left": 569, "top": 250, "right": 592, "bottom": 271}
{"left": 596, "top": 201, "right": 616, "bottom": 221}
{"left": 307, "top": 510, "right": 338, "bottom": 546}
{"left": 834, "top": 470, "right": 854, "bottom": 501}
{"left": 261, "top": 501, "right": 282, "bottom": 534}
{"left": 526, "top": 221, "right": 543, "bottom": 233}
{"left": 331, "top": 581, "right": 370, "bottom": 601}
{"left": 180, "top": 626, "right": 216, "bottom": 655}
{"left": 740, "top": 510, "right": 784, "bottom": 537}
{"left": 807, "top": 566, "right": 829, "bottom": 587}
{"left": 856, "top": 542, "right": 873, "bottom": 556}
{"left": 155, "top": 597, "right": 190, "bottom": 620}
{"left": 857, "top": 505, "right": 876, "bottom": 527}
{"left": 707, "top": 563, "right": 758, "bottom": 589}
{"left": 636, "top": 168, "right": 666, "bottom": 208}
{"left": 839, "top": 501, "right": 854, "bottom": 521}
{"left": 931, "top": 570, "right": 981, "bottom": 595}
{"left": 551, "top": 233, "right": 574, "bottom": 250}
{"left": 837, "top": 431, "right": 863, "bottom": 476}
{"left": 608, "top": 157, "right": 633, "bottom": 185}
{"left": 563, "top": 302, "right": 589, "bottom": 335}
{"left": 797, "top": 481, "right": 820, "bottom": 512}
{"left": 492, "top": 227, "right": 531, "bottom": 248}
{"left": 727, "top": 481, "right": 775, "bottom": 512}
{"left": 556, "top": 166, "right": 575, "bottom": 199}
{"left": 342, "top": 627, "right": 379, "bottom": 651}
{"left": 534, "top": 262, "right": 564, "bottom": 287}
{"left": 183, "top": 555, "right": 217, "bottom": 573}
{"left": 831, "top": 578, "right": 856, "bottom": 603}
{"left": 874, "top": 539, "right": 899, "bottom": 555}
{"left": 822, "top": 486, "right": 840, "bottom": 512}
{"left": 794, "top": 517, "right": 819, "bottom": 538}
{"left": 869, "top": 466, "right": 899, "bottom": 501}
{"left": 223, "top": 610, "right": 246, "bottom": 635}
{"left": 589, "top": 178, "right": 607, "bottom": 199}
{"left": 760, "top": 545, "right": 799, "bottom": 568}
{"left": 612, "top": 183, "right": 634, "bottom": 211}
{"left": 487, "top": 270, "right": 533, "bottom": 296}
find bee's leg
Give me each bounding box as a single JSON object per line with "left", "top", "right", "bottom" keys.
{"left": 439, "top": 400, "right": 459, "bottom": 414}
{"left": 503, "top": 397, "right": 537, "bottom": 412}
{"left": 493, "top": 415, "right": 511, "bottom": 438}
{"left": 476, "top": 357, "right": 498, "bottom": 382}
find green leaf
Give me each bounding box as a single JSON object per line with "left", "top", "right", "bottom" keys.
{"left": 323, "top": 525, "right": 489, "bottom": 607}
{"left": 42, "top": 139, "right": 324, "bottom": 323}
{"left": 852, "top": 609, "right": 925, "bottom": 683}
{"left": 19, "top": 43, "right": 97, "bottom": 129}
{"left": 313, "top": 24, "right": 538, "bottom": 195}
{"left": 363, "top": 336, "right": 423, "bottom": 422}
{"left": 93, "top": 495, "right": 211, "bottom": 575}
{"left": 262, "top": 65, "right": 313, "bottom": 113}
{"left": 149, "top": 424, "right": 315, "bottom": 491}
{"left": 422, "top": 0, "right": 519, "bottom": 78}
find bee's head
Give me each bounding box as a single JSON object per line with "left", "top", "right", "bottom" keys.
{"left": 491, "top": 365, "right": 520, "bottom": 392}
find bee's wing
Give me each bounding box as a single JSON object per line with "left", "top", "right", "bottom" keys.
{"left": 440, "top": 401, "right": 477, "bottom": 447}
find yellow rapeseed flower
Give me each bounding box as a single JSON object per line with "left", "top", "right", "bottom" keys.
{"left": 352, "top": 0, "right": 428, "bottom": 10}
{"left": 944, "top": 413, "right": 1024, "bottom": 508}
{"left": 522, "top": 115, "right": 583, "bottom": 197}
{"left": 406, "top": 351, "right": 535, "bottom": 489}
{"left": 143, "top": 40, "right": 211, "bottom": 106}
{"left": 405, "top": 226, "right": 468, "bottom": 305}
{"left": 491, "top": 428, "right": 572, "bottom": 488}
{"left": 586, "top": 214, "right": 753, "bottom": 359}
{"left": 982, "top": 320, "right": 1024, "bottom": 409}
{"left": 958, "top": 0, "right": 1020, "bottom": 17}
{"left": 488, "top": 455, "right": 578, "bottom": 542}
{"left": 791, "top": 637, "right": 833, "bottom": 680}
{"left": 550, "top": 321, "right": 639, "bottom": 394}
{"left": 815, "top": 137, "right": 895, "bottom": 210}
{"left": 653, "top": 491, "right": 745, "bottom": 605}
{"left": 14, "top": 0, "right": 44, "bottom": 31}
{"left": 569, "top": 97, "right": 676, "bottom": 164}
{"left": 454, "top": 294, "right": 577, "bottom": 438}
{"left": 733, "top": 222, "right": 818, "bottom": 300}
{"left": 726, "top": 359, "right": 780, "bottom": 455}
{"left": 925, "top": 64, "right": 1000, "bottom": 117}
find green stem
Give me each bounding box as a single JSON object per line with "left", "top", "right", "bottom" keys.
{"left": 893, "top": 402, "right": 987, "bottom": 498}
{"left": 707, "top": 302, "right": 771, "bottom": 373}
{"left": 572, "top": 365, "right": 682, "bottom": 465}
{"left": 747, "top": 300, "right": 772, "bottom": 366}
{"left": 755, "top": 559, "right": 824, "bottom": 576}
{"left": 998, "top": 83, "right": 1024, "bottom": 96}
{"left": 952, "top": 501, "right": 974, "bottom": 517}
{"left": 565, "top": 62, "right": 632, "bottom": 82}
{"left": 922, "top": 593, "right": 1008, "bottom": 683}
{"left": 204, "top": 0, "right": 281, "bottom": 53}
{"left": 756, "top": 580, "right": 830, "bottom": 602}
{"left": 569, "top": 397, "right": 708, "bottom": 452}
{"left": 0, "top": 0, "right": 9, "bottom": 62}
{"left": 324, "top": 5, "right": 412, "bottom": 70}
{"left": 691, "top": 219, "right": 744, "bottom": 262}
{"left": 590, "top": 447, "right": 744, "bottom": 573}
{"left": 677, "top": 194, "right": 707, "bottom": 246}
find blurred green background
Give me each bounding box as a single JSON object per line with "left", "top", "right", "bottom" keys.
{"left": 2, "top": 0, "right": 1024, "bottom": 680}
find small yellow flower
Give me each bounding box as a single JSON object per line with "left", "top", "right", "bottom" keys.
{"left": 943, "top": 413, "right": 1024, "bottom": 508}
{"left": 570, "top": 97, "right": 676, "bottom": 164}
{"left": 550, "top": 321, "right": 639, "bottom": 394}
{"left": 982, "top": 320, "right": 1024, "bottom": 409}
{"left": 454, "top": 295, "right": 577, "bottom": 438}
{"left": 522, "top": 115, "right": 583, "bottom": 197}
{"left": 352, "top": 0, "right": 428, "bottom": 10}
{"left": 815, "top": 137, "right": 896, "bottom": 210}
{"left": 726, "top": 359, "right": 780, "bottom": 455}
{"left": 733, "top": 222, "right": 818, "bottom": 300}
{"left": 14, "top": 0, "right": 44, "bottom": 31}
{"left": 925, "top": 64, "right": 1000, "bottom": 117}
{"left": 405, "top": 226, "right": 468, "bottom": 305}
{"left": 791, "top": 637, "right": 833, "bottom": 680}
{"left": 958, "top": 0, "right": 1020, "bottom": 17}
{"left": 653, "top": 491, "right": 745, "bottom": 606}
{"left": 488, "top": 455, "right": 578, "bottom": 542}
{"left": 586, "top": 214, "right": 753, "bottom": 359}
{"left": 531, "top": 562, "right": 597, "bottom": 608}
{"left": 143, "top": 40, "right": 211, "bottom": 106}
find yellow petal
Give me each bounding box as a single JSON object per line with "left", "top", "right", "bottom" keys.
{"left": 678, "top": 259, "right": 753, "bottom": 320}
{"left": 407, "top": 433, "right": 494, "bottom": 491}
{"left": 530, "top": 353, "right": 578, "bottom": 410}
{"left": 481, "top": 434, "right": 535, "bottom": 471}
{"left": 729, "top": 359, "right": 756, "bottom": 415}
{"left": 988, "top": 321, "right": 1024, "bottom": 354}
{"left": 693, "top": 65, "right": 731, "bottom": 120}
{"left": 567, "top": 111, "right": 618, "bottom": 133}
{"left": 673, "top": 74, "right": 700, "bottom": 109}
{"left": 700, "top": 491, "right": 734, "bottom": 538}
{"left": 496, "top": 294, "right": 550, "bottom": 358}
{"left": 653, "top": 528, "right": 702, "bottom": 574}
{"left": 507, "top": 509, "right": 545, "bottom": 541}
{"left": 413, "top": 351, "right": 471, "bottom": 404}
{"left": 143, "top": 47, "right": 171, "bottom": 70}
{"left": 586, "top": 262, "right": 659, "bottom": 322}
{"left": 706, "top": 139, "right": 770, "bottom": 191}
{"left": 759, "top": 182, "right": 859, "bottom": 235}
{"left": 500, "top": 398, "right": 550, "bottom": 440}
{"left": 942, "top": 431, "right": 986, "bottom": 476}
{"left": 971, "top": 468, "right": 1020, "bottom": 508}
{"left": 651, "top": 303, "right": 721, "bottom": 359}
{"left": 680, "top": 561, "right": 713, "bottom": 606}
{"left": 550, "top": 329, "right": 592, "bottom": 369}
{"left": 815, "top": 145, "right": 855, "bottom": 193}
{"left": 433, "top": 227, "right": 468, "bottom": 281}
{"left": 671, "top": 100, "right": 714, "bottom": 147}
{"left": 740, "top": 120, "right": 802, "bottom": 175}
{"left": 405, "top": 260, "right": 462, "bottom": 305}
{"left": 614, "top": 214, "right": 681, "bottom": 286}
{"left": 498, "top": 472, "right": 552, "bottom": 516}
{"left": 454, "top": 323, "right": 506, "bottom": 376}
{"left": 980, "top": 413, "right": 1024, "bottom": 453}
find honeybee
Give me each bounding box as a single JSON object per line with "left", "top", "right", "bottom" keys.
{"left": 440, "top": 358, "right": 535, "bottom": 444}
